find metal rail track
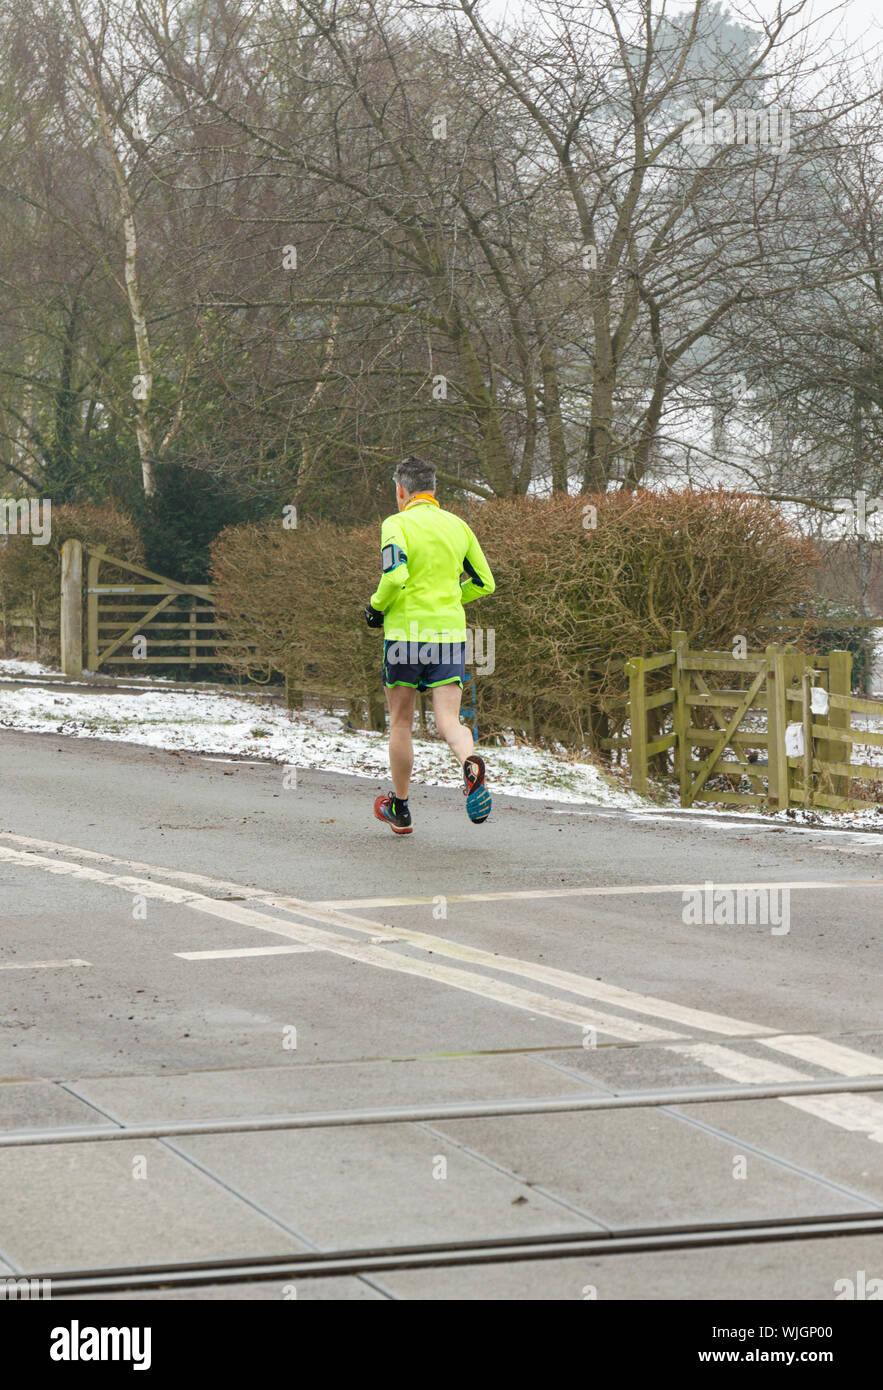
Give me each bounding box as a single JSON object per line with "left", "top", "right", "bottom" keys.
{"left": 3, "top": 1074, "right": 882, "bottom": 1148}
{"left": 34, "top": 1213, "right": 883, "bottom": 1295}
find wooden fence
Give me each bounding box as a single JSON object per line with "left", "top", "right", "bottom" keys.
{"left": 617, "top": 629, "right": 882, "bottom": 812}
{"left": 791, "top": 685, "right": 883, "bottom": 812}
{"left": 0, "top": 591, "right": 57, "bottom": 658}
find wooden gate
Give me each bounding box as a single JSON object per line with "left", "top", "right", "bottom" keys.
{"left": 622, "top": 630, "right": 882, "bottom": 811}
{"left": 672, "top": 642, "right": 860, "bottom": 810}
{"left": 85, "top": 548, "right": 221, "bottom": 670}
{"left": 60, "top": 540, "right": 237, "bottom": 675}
{"left": 674, "top": 643, "right": 786, "bottom": 808}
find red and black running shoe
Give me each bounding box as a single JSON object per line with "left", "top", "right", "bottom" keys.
{"left": 373, "top": 792, "right": 413, "bottom": 835}
{"left": 463, "top": 755, "right": 492, "bottom": 823}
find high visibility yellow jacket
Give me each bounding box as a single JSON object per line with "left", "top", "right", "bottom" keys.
{"left": 369, "top": 496, "right": 496, "bottom": 642}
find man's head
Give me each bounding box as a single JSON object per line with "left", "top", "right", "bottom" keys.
{"left": 394, "top": 455, "right": 436, "bottom": 510}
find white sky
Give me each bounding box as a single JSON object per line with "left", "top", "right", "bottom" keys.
{"left": 783, "top": 0, "right": 881, "bottom": 54}
{"left": 478, "top": 0, "right": 882, "bottom": 64}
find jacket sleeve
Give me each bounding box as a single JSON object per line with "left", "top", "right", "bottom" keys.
{"left": 460, "top": 526, "right": 496, "bottom": 604}
{"left": 369, "top": 515, "right": 410, "bottom": 611}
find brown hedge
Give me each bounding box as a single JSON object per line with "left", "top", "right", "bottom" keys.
{"left": 0, "top": 504, "right": 144, "bottom": 658}
{"left": 211, "top": 489, "right": 818, "bottom": 743}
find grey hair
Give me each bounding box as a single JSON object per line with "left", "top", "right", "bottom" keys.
{"left": 394, "top": 455, "right": 436, "bottom": 494}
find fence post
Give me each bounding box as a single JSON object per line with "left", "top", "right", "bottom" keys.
{"left": 627, "top": 656, "right": 648, "bottom": 794}
{"left": 765, "top": 645, "right": 790, "bottom": 809}
{"left": 86, "top": 549, "right": 101, "bottom": 670}
{"left": 801, "top": 670, "right": 813, "bottom": 806}
{"left": 819, "top": 650, "right": 852, "bottom": 802}
{"left": 60, "top": 539, "right": 83, "bottom": 679}
{"left": 671, "top": 630, "right": 689, "bottom": 806}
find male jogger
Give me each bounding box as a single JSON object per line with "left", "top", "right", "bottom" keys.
{"left": 364, "top": 456, "right": 496, "bottom": 834}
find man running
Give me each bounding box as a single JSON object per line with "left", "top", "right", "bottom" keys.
{"left": 364, "top": 455, "right": 496, "bottom": 835}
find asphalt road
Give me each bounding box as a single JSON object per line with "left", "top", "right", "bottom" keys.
{"left": 1, "top": 729, "right": 881, "bottom": 1300}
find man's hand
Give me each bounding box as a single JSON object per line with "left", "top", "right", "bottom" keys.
{"left": 364, "top": 603, "right": 384, "bottom": 629}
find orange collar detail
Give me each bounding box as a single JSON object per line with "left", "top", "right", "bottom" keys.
{"left": 403, "top": 493, "right": 440, "bottom": 510}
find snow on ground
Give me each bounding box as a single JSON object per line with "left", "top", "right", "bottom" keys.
{"left": 0, "top": 660, "right": 639, "bottom": 807}
{"left": 0, "top": 658, "right": 56, "bottom": 678}
{"left": 770, "top": 805, "right": 883, "bottom": 831}
{"left": 1, "top": 660, "right": 880, "bottom": 825}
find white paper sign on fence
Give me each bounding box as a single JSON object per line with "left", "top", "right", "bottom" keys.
{"left": 785, "top": 722, "right": 805, "bottom": 757}
{"left": 810, "top": 686, "right": 829, "bottom": 715}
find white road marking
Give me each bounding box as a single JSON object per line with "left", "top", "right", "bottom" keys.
{"left": 671, "top": 1043, "right": 807, "bottom": 1085}
{"left": 671, "top": 1043, "right": 883, "bottom": 1144}
{"left": 759, "top": 1035, "right": 883, "bottom": 1076}
{"left": 0, "top": 958, "right": 90, "bottom": 971}
{"left": 0, "top": 842, "right": 681, "bottom": 1042}
{"left": 3, "top": 828, "right": 883, "bottom": 1147}
{"left": 176, "top": 945, "right": 321, "bottom": 960}
{"left": 0, "top": 831, "right": 775, "bottom": 1039}
{"left": 312, "top": 878, "right": 883, "bottom": 909}
{"left": 1, "top": 830, "right": 878, "bottom": 1049}
{"left": 787, "top": 1095, "right": 883, "bottom": 1143}
{"left": 591, "top": 807, "right": 883, "bottom": 847}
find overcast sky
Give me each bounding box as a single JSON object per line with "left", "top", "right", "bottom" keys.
{"left": 478, "top": 0, "right": 882, "bottom": 65}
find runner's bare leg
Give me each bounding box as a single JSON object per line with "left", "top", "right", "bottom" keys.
{"left": 386, "top": 685, "right": 417, "bottom": 799}
{"left": 432, "top": 682, "right": 474, "bottom": 766}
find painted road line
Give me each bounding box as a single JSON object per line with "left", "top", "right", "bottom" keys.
{"left": 0, "top": 843, "right": 682, "bottom": 1042}
{"left": 176, "top": 945, "right": 321, "bottom": 960}
{"left": 787, "top": 1095, "right": 883, "bottom": 1143}
{"left": 671, "top": 1042, "right": 883, "bottom": 1144}
{"left": 759, "top": 1035, "right": 883, "bottom": 1076}
{"left": 670, "top": 1043, "right": 808, "bottom": 1086}
{"left": 310, "top": 879, "right": 883, "bottom": 909}
{"left": 3, "top": 832, "right": 880, "bottom": 914}
{"left": 0, "top": 959, "right": 90, "bottom": 971}
{"left": 0, "top": 830, "right": 875, "bottom": 1045}
{"left": 0, "top": 831, "right": 776, "bottom": 1039}
{"left": 0, "top": 831, "right": 878, "bottom": 1059}
{"left": 3, "top": 831, "right": 883, "bottom": 1142}
{"left": 0, "top": 830, "right": 402, "bottom": 938}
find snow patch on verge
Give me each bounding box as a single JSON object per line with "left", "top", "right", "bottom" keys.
{"left": 0, "top": 660, "right": 639, "bottom": 807}
{"left": 0, "top": 658, "right": 55, "bottom": 678}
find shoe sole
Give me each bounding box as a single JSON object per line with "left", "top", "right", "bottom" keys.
{"left": 464, "top": 757, "right": 492, "bottom": 824}
{"left": 373, "top": 794, "right": 413, "bottom": 835}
